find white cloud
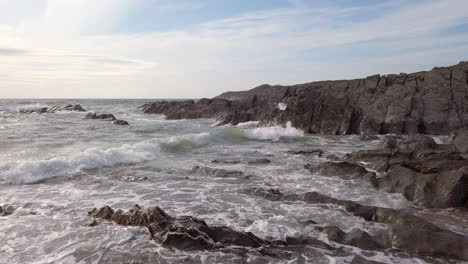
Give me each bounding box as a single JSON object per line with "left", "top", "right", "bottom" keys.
{"left": 0, "top": 0, "right": 467, "bottom": 98}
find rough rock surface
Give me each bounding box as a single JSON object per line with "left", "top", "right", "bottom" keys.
{"left": 88, "top": 205, "right": 337, "bottom": 260}
{"left": 85, "top": 112, "right": 116, "bottom": 120}
{"left": 345, "top": 135, "right": 468, "bottom": 208}
{"left": 112, "top": 120, "right": 130, "bottom": 126}
{"left": 141, "top": 61, "right": 468, "bottom": 135}
{"left": 0, "top": 204, "right": 15, "bottom": 216}
{"left": 247, "top": 188, "right": 468, "bottom": 261}
{"left": 451, "top": 128, "right": 468, "bottom": 154}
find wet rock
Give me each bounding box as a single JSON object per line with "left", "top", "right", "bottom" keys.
{"left": 382, "top": 138, "right": 398, "bottom": 149}
{"left": 85, "top": 112, "right": 116, "bottom": 120}
{"left": 374, "top": 165, "right": 468, "bottom": 208}
{"left": 351, "top": 256, "right": 385, "bottom": 264}
{"left": 247, "top": 159, "right": 271, "bottom": 165}
{"left": 112, "top": 119, "right": 130, "bottom": 125}
{"left": 398, "top": 135, "right": 436, "bottom": 152}
{"left": 267, "top": 188, "right": 282, "bottom": 195}
{"left": 89, "top": 205, "right": 268, "bottom": 251}
{"left": 248, "top": 188, "right": 468, "bottom": 261}
{"left": 377, "top": 225, "right": 468, "bottom": 261}
{"left": 191, "top": 166, "right": 245, "bottom": 178}
{"left": 288, "top": 149, "right": 324, "bottom": 157}
{"left": 315, "top": 226, "right": 384, "bottom": 251}
{"left": 0, "top": 204, "right": 15, "bottom": 216}
{"left": 305, "top": 161, "right": 375, "bottom": 180}
{"left": 120, "top": 176, "right": 148, "bottom": 182}
{"left": 451, "top": 128, "right": 468, "bottom": 154}
{"left": 87, "top": 219, "right": 98, "bottom": 227}
{"left": 142, "top": 61, "right": 468, "bottom": 135}
{"left": 211, "top": 159, "right": 240, "bottom": 164}
{"left": 61, "top": 104, "right": 86, "bottom": 112}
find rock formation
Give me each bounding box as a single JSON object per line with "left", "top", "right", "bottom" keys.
{"left": 20, "top": 104, "right": 86, "bottom": 114}
{"left": 141, "top": 61, "right": 468, "bottom": 135}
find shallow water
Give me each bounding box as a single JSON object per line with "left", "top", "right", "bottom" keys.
{"left": 0, "top": 99, "right": 433, "bottom": 264}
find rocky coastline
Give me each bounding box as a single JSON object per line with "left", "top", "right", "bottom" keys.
{"left": 140, "top": 61, "right": 468, "bottom": 135}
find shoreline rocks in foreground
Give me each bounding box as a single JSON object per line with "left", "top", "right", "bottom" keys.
{"left": 140, "top": 61, "right": 468, "bottom": 135}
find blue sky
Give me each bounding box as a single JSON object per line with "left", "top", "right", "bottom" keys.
{"left": 0, "top": 0, "right": 467, "bottom": 98}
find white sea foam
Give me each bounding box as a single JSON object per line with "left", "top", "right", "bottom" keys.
{"left": 244, "top": 121, "right": 304, "bottom": 141}
{"left": 16, "top": 104, "right": 51, "bottom": 113}
{"left": 277, "top": 103, "right": 287, "bottom": 111}
{"left": 0, "top": 123, "right": 304, "bottom": 184}
{"left": 234, "top": 121, "right": 260, "bottom": 127}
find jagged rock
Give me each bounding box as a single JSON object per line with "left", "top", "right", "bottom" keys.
{"left": 247, "top": 188, "right": 468, "bottom": 261}
{"left": 61, "top": 104, "right": 86, "bottom": 112}
{"left": 141, "top": 61, "right": 468, "bottom": 135}
{"left": 451, "top": 128, "right": 468, "bottom": 154}
{"left": 191, "top": 166, "right": 245, "bottom": 178}
{"left": 112, "top": 120, "right": 130, "bottom": 125}
{"left": 0, "top": 204, "right": 15, "bottom": 216}
{"left": 89, "top": 205, "right": 268, "bottom": 251}
{"left": 85, "top": 112, "right": 116, "bottom": 120}
{"left": 288, "top": 149, "right": 324, "bottom": 157}
{"left": 247, "top": 159, "right": 271, "bottom": 165}
{"left": 344, "top": 135, "right": 468, "bottom": 208}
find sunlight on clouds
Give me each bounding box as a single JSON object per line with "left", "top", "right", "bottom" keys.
{"left": 0, "top": 0, "right": 467, "bottom": 98}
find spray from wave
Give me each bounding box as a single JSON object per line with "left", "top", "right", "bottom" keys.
{"left": 0, "top": 123, "right": 304, "bottom": 184}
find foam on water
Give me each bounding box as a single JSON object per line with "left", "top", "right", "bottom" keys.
{"left": 244, "top": 121, "right": 304, "bottom": 141}
{"left": 0, "top": 123, "right": 305, "bottom": 184}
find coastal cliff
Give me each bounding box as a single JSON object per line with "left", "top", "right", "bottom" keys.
{"left": 141, "top": 61, "right": 468, "bottom": 135}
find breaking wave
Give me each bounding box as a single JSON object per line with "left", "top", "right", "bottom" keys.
{"left": 0, "top": 123, "right": 304, "bottom": 184}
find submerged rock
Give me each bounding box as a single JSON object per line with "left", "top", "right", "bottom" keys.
{"left": 112, "top": 119, "right": 130, "bottom": 126}
{"left": 85, "top": 112, "right": 116, "bottom": 120}
{"left": 305, "top": 161, "right": 375, "bottom": 180}
{"left": 19, "top": 104, "right": 86, "bottom": 114}
{"left": 191, "top": 166, "right": 245, "bottom": 178}
{"left": 247, "top": 188, "right": 468, "bottom": 261}
{"left": 0, "top": 204, "right": 15, "bottom": 216}
{"left": 247, "top": 159, "right": 271, "bottom": 165}
{"left": 288, "top": 149, "right": 324, "bottom": 157}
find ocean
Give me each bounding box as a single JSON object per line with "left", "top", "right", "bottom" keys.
{"left": 0, "top": 99, "right": 423, "bottom": 263}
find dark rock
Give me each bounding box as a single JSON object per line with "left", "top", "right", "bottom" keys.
{"left": 382, "top": 138, "right": 398, "bottom": 149}
{"left": 211, "top": 159, "right": 240, "bottom": 164}
{"left": 89, "top": 205, "right": 268, "bottom": 251}
{"left": 267, "top": 188, "right": 282, "bottom": 195}
{"left": 85, "top": 112, "right": 116, "bottom": 120}
{"left": 288, "top": 149, "right": 324, "bottom": 157}
{"left": 451, "top": 129, "right": 468, "bottom": 154}
{"left": 248, "top": 188, "right": 468, "bottom": 261}
{"left": 0, "top": 204, "right": 15, "bottom": 216}
{"left": 112, "top": 120, "right": 130, "bottom": 125}
{"left": 247, "top": 159, "right": 271, "bottom": 165}
{"left": 61, "top": 104, "right": 86, "bottom": 112}
{"left": 141, "top": 62, "right": 468, "bottom": 135}
{"left": 306, "top": 161, "right": 375, "bottom": 180}
{"left": 191, "top": 166, "right": 244, "bottom": 178}
{"left": 398, "top": 135, "right": 436, "bottom": 152}
{"left": 351, "top": 256, "right": 385, "bottom": 264}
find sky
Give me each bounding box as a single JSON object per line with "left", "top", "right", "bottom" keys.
{"left": 0, "top": 0, "right": 468, "bottom": 99}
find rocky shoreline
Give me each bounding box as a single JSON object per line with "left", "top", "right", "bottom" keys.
{"left": 140, "top": 61, "right": 468, "bottom": 135}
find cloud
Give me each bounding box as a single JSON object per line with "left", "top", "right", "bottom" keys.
{"left": 0, "top": 47, "right": 29, "bottom": 56}
{"left": 0, "top": 0, "right": 467, "bottom": 98}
